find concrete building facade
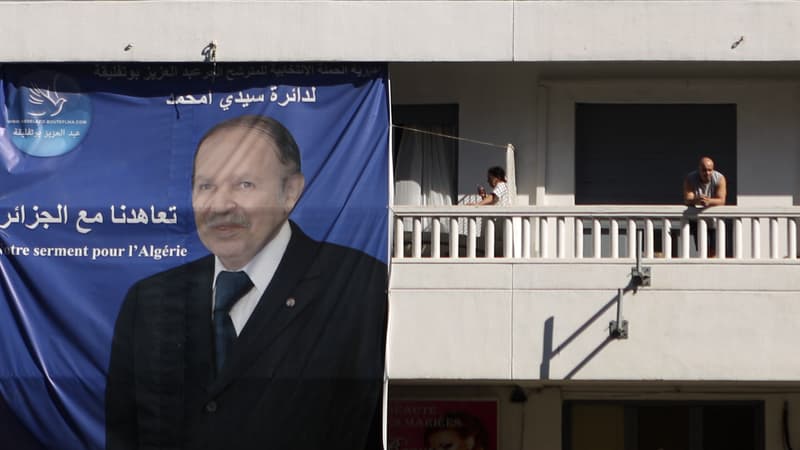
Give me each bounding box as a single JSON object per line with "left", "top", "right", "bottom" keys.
{"left": 4, "top": 1, "right": 800, "bottom": 449}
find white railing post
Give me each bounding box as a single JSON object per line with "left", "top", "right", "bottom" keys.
{"left": 627, "top": 219, "right": 636, "bottom": 260}
{"left": 645, "top": 219, "right": 654, "bottom": 259}
{"left": 557, "top": 217, "right": 566, "bottom": 259}
{"left": 412, "top": 217, "right": 422, "bottom": 258}
{"left": 789, "top": 218, "right": 798, "bottom": 260}
{"left": 592, "top": 218, "right": 602, "bottom": 259}
{"left": 716, "top": 218, "right": 726, "bottom": 259}
{"left": 431, "top": 218, "right": 441, "bottom": 259}
{"left": 523, "top": 217, "right": 532, "bottom": 258}
{"left": 504, "top": 218, "right": 513, "bottom": 258}
{"left": 698, "top": 219, "right": 708, "bottom": 259}
{"left": 485, "top": 218, "right": 495, "bottom": 259}
{"left": 662, "top": 218, "right": 672, "bottom": 259}
{"left": 574, "top": 218, "right": 582, "bottom": 259}
{"left": 680, "top": 219, "right": 690, "bottom": 259}
{"left": 610, "top": 219, "right": 619, "bottom": 259}
{"left": 734, "top": 218, "right": 743, "bottom": 259}
{"left": 449, "top": 217, "right": 459, "bottom": 259}
{"left": 540, "top": 217, "right": 549, "bottom": 258}
{"left": 467, "top": 217, "right": 477, "bottom": 258}
{"left": 770, "top": 217, "right": 779, "bottom": 259}
{"left": 394, "top": 217, "right": 404, "bottom": 258}
{"left": 752, "top": 218, "right": 761, "bottom": 259}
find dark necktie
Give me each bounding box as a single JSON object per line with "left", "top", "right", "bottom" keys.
{"left": 213, "top": 271, "right": 253, "bottom": 374}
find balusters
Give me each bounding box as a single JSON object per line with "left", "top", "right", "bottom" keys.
{"left": 412, "top": 218, "right": 422, "bottom": 258}
{"left": 504, "top": 218, "right": 513, "bottom": 258}
{"left": 680, "top": 219, "right": 690, "bottom": 259}
{"left": 733, "top": 218, "right": 743, "bottom": 259}
{"left": 752, "top": 218, "right": 761, "bottom": 259}
{"left": 592, "top": 219, "right": 602, "bottom": 259}
{"left": 485, "top": 218, "right": 495, "bottom": 259}
{"left": 467, "top": 217, "right": 477, "bottom": 258}
{"left": 537, "top": 217, "right": 548, "bottom": 258}
{"left": 431, "top": 218, "right": 441, "bottom": 259}
{"left": 523, "top": 218, "right": 532, "bottom": 258}
{"left": 610, "top": 219, "right": 619, "bottom": 259}
{"left": 390, "top": 210, "right": 800, "bottom": 261}
{"left": 449, "top": 217, "right": 459, "bottom": 259}
{"left": 770, "top": 218, "right": 779, "bottom": 259}
{"left": 627, "top": 219, "right": 637, "bottom": 259}
{"left": 394, "top": 217, "right": 404, "bottom": 258}
{"left": 698, "top": 219, "right": 708, "bottom": 259}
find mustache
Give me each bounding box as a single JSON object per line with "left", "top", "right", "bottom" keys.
{"left": 203, "top": 213, "right": 250, "bottom": 228}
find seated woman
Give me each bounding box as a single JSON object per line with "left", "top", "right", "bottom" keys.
{"left": 472, "top": 166, "right": 510, "bottom": 206}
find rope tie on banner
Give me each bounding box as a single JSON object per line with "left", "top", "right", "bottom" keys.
{"left": 202, "top": 40, "right": 218, "bottom": 82}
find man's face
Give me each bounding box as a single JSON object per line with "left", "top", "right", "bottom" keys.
{"left": 193, "top": 126, "right": 304, "bottom": 270}
{"left": 699, "top": 158, "right": 714, "bottom": 183}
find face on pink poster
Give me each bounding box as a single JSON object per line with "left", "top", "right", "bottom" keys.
{"left": 388, "top": 399, "right": 498, "bottom": 450}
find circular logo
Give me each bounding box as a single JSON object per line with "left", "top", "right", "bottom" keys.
{"left": 6, "top": 71, "right": 92, "bottom": 157}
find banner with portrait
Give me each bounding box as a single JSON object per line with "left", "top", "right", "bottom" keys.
{"left": 0, "top": 63, "right": 388, "bottom": 450}
{"left": 388, "top": 399, "right": 499, "bottom": 450}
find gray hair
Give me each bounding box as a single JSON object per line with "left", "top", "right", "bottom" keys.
{"left": 194, "top": 115, "right": 302, "bottom": 180}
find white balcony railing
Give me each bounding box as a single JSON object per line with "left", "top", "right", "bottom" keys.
{"left": 392, "top": 205, "right": 800, "bottom": 260}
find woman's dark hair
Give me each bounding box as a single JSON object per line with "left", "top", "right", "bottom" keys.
{"left": 487, "top": 166, "right": 506, "bottom": 182}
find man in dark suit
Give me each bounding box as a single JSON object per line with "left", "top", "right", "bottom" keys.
{"left": 106, "top": 115, "right": 387, "bottom": 450}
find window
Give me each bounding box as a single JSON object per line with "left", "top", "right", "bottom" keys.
{"left": 575, "top": 103, "right": 737, "bottom": 205}
{"left": 563, "top": 400, "right": 763, "bottom": 450}
{"left": 392, "top": 104, "right": 458, "bottom": 207}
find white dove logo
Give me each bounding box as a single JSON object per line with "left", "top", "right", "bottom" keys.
{"left": 9, "top": 70, "right": 91, "bottom": 157}
{"left": 27, "top": 82, "right": 68, "bottom": 117}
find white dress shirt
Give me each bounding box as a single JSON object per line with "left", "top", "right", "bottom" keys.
{"left": 211, "top": 221, "right": 292, "bottom": 335}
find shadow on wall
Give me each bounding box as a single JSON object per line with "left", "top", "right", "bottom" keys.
{"left": 540, "top": 276, "right": 643, "bottom": 380}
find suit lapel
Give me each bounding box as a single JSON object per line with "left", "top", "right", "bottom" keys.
{"left": 209, "top": 222, "right": 321, "bottom": 394}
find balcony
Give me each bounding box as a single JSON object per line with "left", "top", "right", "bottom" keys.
{"left": 392, "top": 205, "right": 800, "bottom": 261}
{"left": 388, "top": 205, "right": 800, "bottom": 381}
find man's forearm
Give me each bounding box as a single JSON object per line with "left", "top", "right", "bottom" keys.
{"left": 707, "top": 197, "right": 726, "bottom": 206}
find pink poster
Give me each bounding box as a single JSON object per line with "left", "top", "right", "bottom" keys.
{"left": 388, "top": 399, "right": 499, "bottom": 450}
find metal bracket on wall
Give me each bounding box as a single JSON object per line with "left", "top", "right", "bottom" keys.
{"left": 630, "top": 228, "right": 651, "bottom": 288}
{"left": 609, "top": 288, "right": 629, "bottom": 339}
{"left": 609, "top": 229, "right": 652, "bottom": 339}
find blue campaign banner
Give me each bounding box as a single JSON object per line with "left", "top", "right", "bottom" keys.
{"left": 0, "top": 63, "right": 389, "bottom": 450}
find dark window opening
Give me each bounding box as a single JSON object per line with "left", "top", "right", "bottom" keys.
{"left": 563, "top": 400, "right": 763, "bottom": 450}
{"left": 575, "top": 103, "right": 737, "bottom": 205}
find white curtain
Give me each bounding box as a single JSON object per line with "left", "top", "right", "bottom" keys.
{"left": 394, "top": 126, "right": 455, "bottom": 232}
{"left": 505, "top": 143, "right": 517, "bottom": 205}
{"left": 394, "top": 126, "right": 454, "bottom": 207}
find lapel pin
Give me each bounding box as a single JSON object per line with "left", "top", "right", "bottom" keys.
{"left": 285, "top": 297, "right": 296, "bottom": 308}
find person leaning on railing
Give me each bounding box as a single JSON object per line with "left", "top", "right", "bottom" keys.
{"left": 683, "top": 156, "right": 727, "bottom": 208}
{"left": 683, "top": 156, "right": 727, "bottom": 257}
